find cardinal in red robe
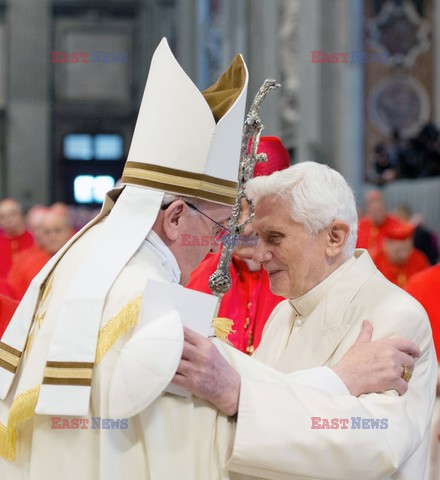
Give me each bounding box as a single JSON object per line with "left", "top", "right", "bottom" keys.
{"left": 357, "top": 190, "right": 401, "bottom": 258}
{"left": 7, "top": 208, "right": 73, "bottom": 299}
{"left": 372, "top": 220, "right": 430, "bottom": 288}
{"left": 406, "top": 264, "right": 440, "bottom": 470}
{"left": 406, "top": 264, "right": 440, "bottom": 360}
{"left": 0, "top": 277, "right": 15, "bottom": 299}
{"left": 0, "top": 198, "right": 34, "bottom": 279}
{"left": 0, "top": 293, "right": 18, "bottom": 338}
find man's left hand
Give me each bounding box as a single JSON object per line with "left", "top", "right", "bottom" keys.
{"left": 172, "top": 327, "right": 240, "bottom": 416}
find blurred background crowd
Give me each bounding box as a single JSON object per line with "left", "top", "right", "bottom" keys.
{"left": 370, "top": 123, "right": 440, "bottom": 185}
{"left": 0, "top": 198, "right": 99, "bottom": 302}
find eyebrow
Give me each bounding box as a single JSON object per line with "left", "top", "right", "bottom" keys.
{"left": 256, "top": 228, "right": 285, "bottom": 237}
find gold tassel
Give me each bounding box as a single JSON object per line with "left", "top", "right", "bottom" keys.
{"left": 212, "top": 317, "right": 235, "bottom": 341}
{"left": 0, "top": 385, "right": 40, "bottom": 462}
{"left": 0, "top": 296, "right": 142, "bottom": 461}
{"left": 95, "top": 296, "right": 142, "bottom": 363}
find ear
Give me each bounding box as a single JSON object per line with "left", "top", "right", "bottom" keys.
{"left": 162, "top": 200, "right": 186, "bottom": 242}
{"left": 325, "top": 220, "right": 350, "bottom": 258}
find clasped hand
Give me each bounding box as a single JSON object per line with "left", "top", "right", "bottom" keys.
{"left": 172, "top": 321, "right": 420, "bottom": 416}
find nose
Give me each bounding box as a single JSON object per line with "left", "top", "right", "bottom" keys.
{"left": 252, "top": 241, "right": 272, "bottom": 264}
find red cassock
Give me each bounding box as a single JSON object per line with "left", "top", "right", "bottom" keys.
{"left": 0, "top": 230, "right": 34, "bottom": 279}
{"left": 0, "top": 277, "right": 15, "bottom": 298}
{"left": 187, "top": 251, "right": 284, "bottom": 354}
{"left": 373, "top": 248, "right": 430, "bottom": 288}
{"left": 356, "top": 215, "right": 402, "bottom": 258}
{"left": 406, "top": 265, "right": 440, "bottom": 361}
{"left": 7, "top": 246, "right": 51, "bottom": 300}
{"left": 0, "top": 293, "right": 18, "bottom": 338}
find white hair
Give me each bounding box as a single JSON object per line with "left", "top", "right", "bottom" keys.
{"left": 246, "top": 161, "right": 358, "bottom": 259}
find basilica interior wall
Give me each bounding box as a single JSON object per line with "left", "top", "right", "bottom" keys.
{"left": 0, "top": 0, "right": 438, "bottom": 234}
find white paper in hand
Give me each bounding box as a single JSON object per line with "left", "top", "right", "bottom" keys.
{"left": 138, "top": 279, "right": 219, "bottom": 397}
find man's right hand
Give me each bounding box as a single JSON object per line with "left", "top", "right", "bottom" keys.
{"left": 331, "top": 320, "right": 421, "bottom": 396}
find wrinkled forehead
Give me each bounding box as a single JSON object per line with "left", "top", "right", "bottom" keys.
{"left": 253, "top": 195, "right": 293, "bottom": 232}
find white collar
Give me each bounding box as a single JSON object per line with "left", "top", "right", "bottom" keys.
{"left": 288, "top": 256, "right": 355, "bottom": 317}
{"left": 145, "top": 230, "right": 181, "bottom": 284}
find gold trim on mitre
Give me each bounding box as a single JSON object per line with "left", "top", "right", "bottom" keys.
{"left": 122, "top": 162, "right": 238, "bottom": 205}
{"left": 122, "top": 48, "right": 247, "bottom": 206}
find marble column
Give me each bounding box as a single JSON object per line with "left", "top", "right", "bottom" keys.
{"left": 175, "top": 0, "right": 198, "bottom": 83}
{"left": 279, "top": 0, "right": 300, "bottom": 150}
{"left": 245, "top": 0, "right": 281, "bottom": 137}
{"left": 0, "top": 17, "right": 6, "bottom": 197}
{"left": 6, "top": 0, "right": 51, "bottom": 207}
{"left": 296, "top": 0, "right": 322, "bottom": 164}
{"left": 297, "top": 0, "right": 364, "bottom": 200}
{"left": 435, "top": 0, "right": 440, "bottom": 125}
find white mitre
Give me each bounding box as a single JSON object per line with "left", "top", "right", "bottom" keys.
{"left": 0, "top": 38, "right": 248, "bottom": 417}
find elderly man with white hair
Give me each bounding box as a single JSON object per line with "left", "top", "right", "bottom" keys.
{"left": 176, "top": 161, "right": 437, "bottom": 480}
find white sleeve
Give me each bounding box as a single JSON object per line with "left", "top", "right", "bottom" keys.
{"left": 289, "top": 366, "right": 349, "bottom": 395}
{"left": 108, "top": 310, "right": 183, "bottom": 418}
{"left": 221, "top": 332, "right": 436, "bottom": 480}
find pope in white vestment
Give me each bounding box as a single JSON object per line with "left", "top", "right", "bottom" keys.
{"left": 226, "top": 249, "right": 436, "bottom": 480}
{"left": 0, "top": 209, "right": 351, "bottom": 480}
{"left": 0, "top": 37, "right": 252, "bottom": 479}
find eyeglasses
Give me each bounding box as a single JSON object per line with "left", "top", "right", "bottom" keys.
{"left": 161, "top": 200, "right": 234, "bottom": 240}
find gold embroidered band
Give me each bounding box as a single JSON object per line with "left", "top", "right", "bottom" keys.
{"left": 42, "top": 361, "right": 94, "bottom": 387}
{"left": 0, "top": 343, "right": 22, "bottom": 373}
{"left": 0, "top": 360, "right": 17, "bottom": 374}
{"left": 0, "top": 342, "right": 22, "bottom": 358}
{"left": 121, "top": 162, "right": 238, "bottom": 205}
